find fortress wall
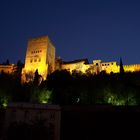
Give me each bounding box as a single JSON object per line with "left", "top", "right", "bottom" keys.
{"left": 123, "top": 64, "right": 140, "bottom": 72}
{"left": 101, "top": 65, "right": 119, "bottom": 74}
{"left": 100, "top": 62, "right": 119, "bottom": 74}
{"left": 47, "top": 39, "right": 56, "bottom": 74}
{"left": 24, "top": 36, "right": 48, "bottom": 72}
{"left": 61, "top": 62, "right": 90, "bottom": 73}
{"left": 22, "top": 36, "right": 55, "bottom": 82}
{"left": 0, "top": 64, "right": 16, "bottom": 74}
{"left": 21, "top": 36, "right": 140, "bottom": 82}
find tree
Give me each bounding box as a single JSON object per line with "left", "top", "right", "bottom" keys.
{"left": 33, "top": 69, "right": 40, "bottom": 86}
{"left": 17, "top": 60, "right": 23, "bottom": 67}
{"left": 6, "top": 59, "right": 10, "bottom": 65}
{"left": 2, "top": 59, "right": 9, "bottom": 65}
{"left": 120, "top": 57, "right": 124, "bottom": 74}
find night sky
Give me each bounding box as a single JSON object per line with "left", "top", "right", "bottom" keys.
{"left": 0, "top": 0, "right": 140, "bottom": 64}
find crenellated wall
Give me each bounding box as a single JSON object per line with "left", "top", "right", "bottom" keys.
{"left": 123, "top": 64, "right": 140, "bottom": 72}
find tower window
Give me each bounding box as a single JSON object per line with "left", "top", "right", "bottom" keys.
{"left": 30, "top": 59, "right": 33, "bottom": 63}
{"left": 38, "top": 58, "right": 41, "bottom": 62}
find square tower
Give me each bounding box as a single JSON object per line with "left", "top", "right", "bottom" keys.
{"left": 22, "top": 36, "right": 55, "bottom": 82}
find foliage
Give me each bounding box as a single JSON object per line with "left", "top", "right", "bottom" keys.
{"left": 1, "top": 68, "right": 140, "bottom": 106}
{"left": 119, "top": 57, "right": 124, "bottom": 74}
{"left": 31, "top": 87, "right": 52, "bottom": 104}
{"left": 38, "top": 89, "right": 52, "bottom": 104}
{"left": 46, "top": 70, "right": 140, "bottom": 105}
{"left": 0, "top": 91, "right": 10, "bottom": 108}
{"left": 33, "top": 69, "right": 40, "bottom": 86}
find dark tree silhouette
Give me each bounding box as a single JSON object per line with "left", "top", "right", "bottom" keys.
{"left": 2, "top": 59, "right": 10, "bottom": 65}
{"left": 6, "top": 59, "right": 10, "bottom": 65}
{"left": 17, "top": 60, "right": 23, "bottom": 67}
{"left": 33, "top": 69, "right": 40, "bottom": 86}
{"left": 120, "top": 57, "right": 124, "bottom": 74}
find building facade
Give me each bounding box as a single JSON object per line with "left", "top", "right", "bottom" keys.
{"left": 22, "top": 36, "right": 55, "bottom": 82}
{"left": 58, "top": 59, "right": 120, "bottom": 74}
{"left": 19, "top": 35, "right": 140, "bottom": 82}
{"left": 0, "top": 64, "right": 17, "bottom": 74}
{"left": 58, "top": 59, "right": 140, "bottom": 75}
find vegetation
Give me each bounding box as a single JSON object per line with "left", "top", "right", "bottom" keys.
{"left": 1, "top": 68, "right": 140, "bottom": 107}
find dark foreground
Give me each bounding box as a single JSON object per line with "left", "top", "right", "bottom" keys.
{"left": 61, "top": 105, "right": 140, "bottom": 140}
{"left": 1, "top": 105, "right": 140, "bottom": 140}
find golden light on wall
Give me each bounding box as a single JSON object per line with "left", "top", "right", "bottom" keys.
{"left": 20, "top": 36, "right": 140, "bottom": 83}
{"left": 21, "top": 36, "right": 55, "bottom": 83}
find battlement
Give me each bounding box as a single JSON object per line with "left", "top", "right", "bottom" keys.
{"left": 123, "top": 64, "right": 140, "bottom": 72}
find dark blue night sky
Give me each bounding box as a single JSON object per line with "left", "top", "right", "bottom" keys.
{"left": 0, "top": 0, "right": 140, "bottom": 64}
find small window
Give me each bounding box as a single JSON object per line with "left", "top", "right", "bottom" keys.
{"left": 102, "top": 64, "right": 104, "bottom": 66}
{"left": 112, "top": 63, "right": 114, "bottom": 65}
{"left": 30, "top": 59, "right": 33, "bottom": 63}
{"left": 38, "top": 58, "right": 41, "bottom": 62}
{"left": 96, "top": 63, "right": 98, "bottom": 66}
{"left": 34, "top": 59, "right": 37, "bottom": 62}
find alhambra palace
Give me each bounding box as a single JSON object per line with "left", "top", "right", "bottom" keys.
{"left": 1, "top": 36, "right": 140, "bottom": 82}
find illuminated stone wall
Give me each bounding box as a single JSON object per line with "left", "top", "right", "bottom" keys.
{"left": 21, "top": 36, "right": 140, "bottom": 82}
{"left": 61, "top": 60, "right": 140, "bottom": 75}
{"left": 61, "top": 60, "right": 120, "bottom": 74}
{"left": 61, "top": 61, "right": 90, "bottom": 73}
{"left": 47, "top": 38, "right": 56, "bottom": 74}
{"left": 100, "top": 61, "right": 119, "bottom": 74}
{"left": 0, "top": 64, "right": 17, "bottom": 74}
{"left": 123, "top": 64, "right": 140, "bottom": 72}
{"left": 22, "top": 36, "right": 55, "bottom": 82}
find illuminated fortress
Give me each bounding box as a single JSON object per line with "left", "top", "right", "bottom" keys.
{"left": 21, "top": 36, "right": 55, "bottom": 82}
{"left": 20, "top": 36, "right": 140, "bottom": 82}
{"left": 1, "top": 35, "right": 140, "bottom": 82}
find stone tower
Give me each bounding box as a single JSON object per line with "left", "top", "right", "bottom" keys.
{"left": 22, "top": 36, "right": 55, "bottom": 82}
